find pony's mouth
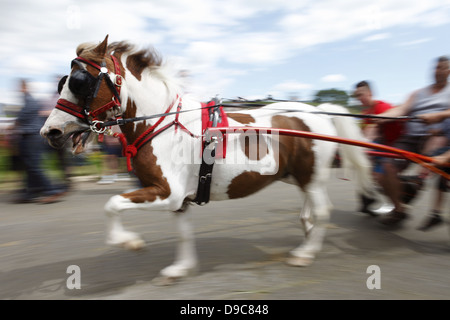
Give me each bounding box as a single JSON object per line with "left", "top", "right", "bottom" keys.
{"left": 71, "top": 131, "right": 91, "bottom": 154}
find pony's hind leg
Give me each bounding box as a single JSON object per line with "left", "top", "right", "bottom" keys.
{"left": 287, "top": 184, "right": 330, "bottom": 267}
{"left": 104, "top": 195, "right": 146, "bottom": 250}
{"left": 299, "top": 196, "right": 314, "bottom": 237}
{"left": 160, "top": 210, "right": 198, "bottom": 279}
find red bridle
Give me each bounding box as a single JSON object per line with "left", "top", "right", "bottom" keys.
{"left": 56, "top": 55, "right": 123, "bottom": 132}
{"left": 55, "top": 55, "right": 198, "bottom": 172}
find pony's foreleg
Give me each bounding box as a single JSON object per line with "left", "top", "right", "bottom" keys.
{"left": 160, "top": 210, "right": 198, "bottom": 279}
{"left": 104, "top": 195, "right": 146, "bottom": 250}
{"left": 104, "top": 190, "right": 177, "bottom": 250}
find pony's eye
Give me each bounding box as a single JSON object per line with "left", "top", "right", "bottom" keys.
{"left": 68, "top": 69, "right": 96, "bottom": 97}
{"left": 57, "top": 75, "right": 68, "bottom": 95}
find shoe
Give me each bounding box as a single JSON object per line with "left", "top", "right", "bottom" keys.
{"left": 399, "top": 175, "right": 424, "bottom": 204}
{"left": 11, "top": 190, "right": 39, "bottom": 204}
{"left": 370, "top": 203, "right": 395, "bottom": 215}
{"left": 417, "top": 213, "right": 443, "bottom": 231}
{"left": 12, "top": 196, "right": 36, "bottom": 204}
{"left": 379, "top": 210, "right": 408, "bottom": 226}
{"left": 358, "top": 194, "right": 378, "bottom": 216}
{"left": 38, "top": 191, "right": 67, "bottom": 204}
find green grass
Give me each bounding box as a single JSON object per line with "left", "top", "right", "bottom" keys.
{"left": 0, "top": 145, "right": 104, "bottom": 190}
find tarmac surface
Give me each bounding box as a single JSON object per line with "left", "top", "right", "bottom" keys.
{"left": 0, "top": 168, "right": 449, "bottom": 300}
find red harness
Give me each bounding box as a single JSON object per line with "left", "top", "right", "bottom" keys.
{"left": 55, "top": 55, "right": 233, "bottom": 173}
{"left": 113, "top": 96, "right": 197, "bottom": 171}
{"left": 201, "top": 100, "right": 229, "bottom": 158}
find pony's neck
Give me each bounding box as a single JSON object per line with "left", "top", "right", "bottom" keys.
{"left": 122, "top": 65, "right": 181, "bottom": 118}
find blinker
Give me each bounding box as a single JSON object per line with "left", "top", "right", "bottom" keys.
{"left": 57, "top": 75, "right": 68, "bottom": 95}
{"left": 68, "top": 63, "right": 96, "bottom": 97}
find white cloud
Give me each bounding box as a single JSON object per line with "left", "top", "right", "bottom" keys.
{"left": 362, "top": 33, "right": 391, "bottom": 42}
{"left": 1, "top": 0, "right": 450, "bottom": 103}
{"left": 321, "top": 74, "right": 347, "bottom": 83}
{"left": 278, "top": 1, "right": 450, "bottom": 50}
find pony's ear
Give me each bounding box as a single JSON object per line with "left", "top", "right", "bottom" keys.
{"left": 93, "top": 35, "right": 109, "bottom": 57}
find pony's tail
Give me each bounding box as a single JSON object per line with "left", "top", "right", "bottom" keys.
{"left": 317, "top": 103, "right": 377, "bottom": 199}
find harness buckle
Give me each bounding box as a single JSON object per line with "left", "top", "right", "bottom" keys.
{"left": 90, "top": 120, "right": 107, "bottom": 134}
{"left": 199, "top": 173, "right": 212, "bottom": 183}
{"left": 115, "top": 74, "right": 123, "bottom": 87}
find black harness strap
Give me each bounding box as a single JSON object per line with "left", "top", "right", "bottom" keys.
{"left": 193, "top": 141, "right": 216, "bottom": 205}
{"left": 193, "top": 99, "right": 222, "bottom": 205}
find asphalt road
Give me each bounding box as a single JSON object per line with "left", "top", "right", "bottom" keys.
{"left": 1, "top": 169, "right": 449, "bottom": 300}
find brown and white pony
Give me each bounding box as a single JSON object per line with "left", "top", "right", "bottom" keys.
{"left": 41, "top": 36, "right": 378, "bottom": 280}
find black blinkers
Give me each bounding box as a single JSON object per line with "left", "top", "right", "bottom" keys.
{"left": 57, "top": 75, "right": 68, "bottom": 95}
{"left": 68, "top": 60, "right": 97, "bottom": 97}
{"left": 57, "top": 60, "right": 98, "bottom": 97}
{"left": 55, "top": 56, "right": 122, "bottom": 124}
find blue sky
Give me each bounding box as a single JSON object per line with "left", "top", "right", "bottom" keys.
{"left": 1, "top": 0, "right": 449, "bottom": 107}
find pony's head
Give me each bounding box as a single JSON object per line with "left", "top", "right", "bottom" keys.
{"left": 41, "top": 35, "right": 125, "bottom": 154}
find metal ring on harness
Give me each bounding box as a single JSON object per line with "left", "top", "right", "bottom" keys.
{"left": 90, "top": 120, "right": 107, "bottom": 134}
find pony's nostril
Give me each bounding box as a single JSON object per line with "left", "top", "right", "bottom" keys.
{"left": 47, "top": 128, "right": 63, "bottom": 140}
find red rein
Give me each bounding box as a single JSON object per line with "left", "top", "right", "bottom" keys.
{"left": 207, "top": 127, "right": 450, "bottom": 180}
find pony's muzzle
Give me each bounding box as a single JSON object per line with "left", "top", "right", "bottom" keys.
{"left": 42, "top": 128, "right": 65, "bottom": 149}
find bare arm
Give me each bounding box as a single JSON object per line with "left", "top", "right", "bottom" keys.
{"left": 433, "top": 149, "right": 450, "bottom": 166}
{"left": 373, "top": 91, "right": 417, "bottom": 123}
{"left": 418, "top": 108, "right": 450, "bottom": 124}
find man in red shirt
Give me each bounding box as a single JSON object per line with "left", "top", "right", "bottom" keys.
{"left": 354, "top": 81, "right": 403, "bottom": 146}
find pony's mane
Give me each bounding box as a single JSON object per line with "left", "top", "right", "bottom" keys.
{"left": 76, "top": 40, "right": 181, "bottom": 96}
{"left": 76, "top": 41, "right": 163, "bottom": 69}
{"left": 108, "top": 41, "right": 163, "bottom": 69}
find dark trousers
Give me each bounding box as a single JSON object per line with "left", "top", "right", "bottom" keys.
{"left": 18, "top": 134, "right": 61, "bottom": 198}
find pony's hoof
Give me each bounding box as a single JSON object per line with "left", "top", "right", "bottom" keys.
{"left": 286, "top": 256, "right": 314, "bottom": 267}
{"left": 151, "top": 275, "right": 179, "bottom": 286}
{"left": 106, "top": 231, "right": 145, "bottom": 250}
{"left": 122, "top": 238, "right": 146, "bottom": 251}
{"left": 160, "top": 264, "right": 197, "bottom": 279}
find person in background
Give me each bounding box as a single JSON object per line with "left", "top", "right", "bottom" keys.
{"left": 353, "top": 80, "right": 403, "bottom": 215}
{"left": 375, "top": 56, "right": 450, "bottom": 226}
{"left": 354, "top": 80, "right": 404, "bottom": 146}
{"left": 416, "top": 109, "right": 450, "bottom": 231}
{"left": 13, "top": 79, "right": 66, "bottom": 204}
{"left": 39, "top": 75, "right": 72, "bottom": 191}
